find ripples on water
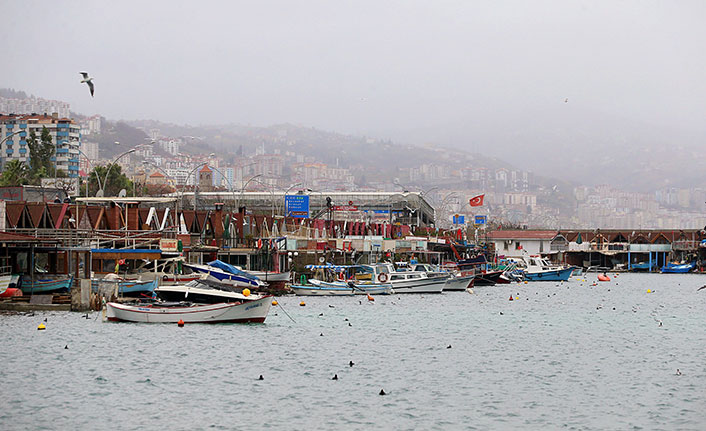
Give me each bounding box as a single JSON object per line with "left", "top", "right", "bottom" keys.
{"left": 1, "top": 273, "right": 705, "bottom": 430}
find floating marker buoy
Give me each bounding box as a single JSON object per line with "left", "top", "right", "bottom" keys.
{"left": 332, "top": 374, "right": 338, "bottom": 380}
{"left": 64, "top": 345, "right": 68, "bottom": 349}
{"left": 367, "top": 294, "right": 374, "bottom": 302}
{"left": 515, "top": 296, "right": 519, "bottom": 300}
{"left": 379, "top": 389, "right": 386, "bottom": 396}
{"left": 647, "top": 289, "right": 651, "bottom": 293}
{"left": 242, "top": 288, "right": 251, "bottom": 297}
{"left": 37, "top": 323, "right": 46, "bottom": 330}
{"left": 524, "top": 281, "right": 528, "bottom": 284}
{"left": 177, "top": 319, "right": 185, "bottom": 327}
{"left": 598, "top": 274, "right": 611, "bottom": 282}
{"left": 272, "top": 300, "right": 278, "bottom": 306}
{"left": 258, "top": 375, "right": 264, "bottom": 380}
{"left": 300, "top": 301, "right": 306, "bottom": 306}
{"left": 349, "top": 361, "right": 354, "bottom": 367}
{"left": 447, "top": 345, "right": 452, "bottom": 349}
{"left": 509, "top": 295, "right": 514, "bottom": 301}
{"left": 348, "top": 322, "right": 352, "bottom": 327}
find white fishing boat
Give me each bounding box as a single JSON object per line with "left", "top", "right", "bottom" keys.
{"left": 105, "top": 296, "right": 273, "bottom": 323}
{"left": 369, "top": 263, "right": 446, "bottom": 294}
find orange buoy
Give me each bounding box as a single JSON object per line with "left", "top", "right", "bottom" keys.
{"left": 272, "top": 300, "right": 278, "bottom": 306}
{"left": 597, "top": 274, "right": 611, "bottom": 282}
{"left": 367, "top": 294, "right": 374, "bottom": 302}
{"left": 177, "top": 319, "right": 185, "bottom": 327}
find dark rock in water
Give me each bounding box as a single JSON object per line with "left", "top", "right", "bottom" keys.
{"left": 258, "top": 375, "right": 264, "bottom": 380}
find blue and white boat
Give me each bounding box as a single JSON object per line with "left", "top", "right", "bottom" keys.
{"left": 517, "top": 255, "right": 574, "bottom": 282}
{"left": 630, "top": 262, "right": 657, "bottom": 271}
{"left": 660, "top": 261, "right": 696, "bottom": 274}
{"left": 20, "top": 276, "right": 73, "bottom": 294}
{"left": 185, "top": 260, "right": 266, "bottom": 289}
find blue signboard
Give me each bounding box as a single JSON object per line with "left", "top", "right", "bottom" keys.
{"left": 452, "top": 215, "right": 465, "bottom": 225}
{"left": 284, "top": 195, "right": 310, "bottom": 218}
{"left": 474, "top": 215, "right": 487, "bottom": 225}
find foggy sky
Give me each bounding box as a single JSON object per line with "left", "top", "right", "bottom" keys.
{"left": 3, "top": 0, "right": 706, "bottom": 148}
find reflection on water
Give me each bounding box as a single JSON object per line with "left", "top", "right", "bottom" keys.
{"left": 1, "top": 273, "right": 705, "bottom": 430}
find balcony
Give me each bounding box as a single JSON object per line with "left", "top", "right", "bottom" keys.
{"left": 628, "top": 244, "right": 672, "bottom": 252}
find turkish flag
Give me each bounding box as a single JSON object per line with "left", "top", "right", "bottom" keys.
{"left": 469, "top": 194, "right": 485, "bottom": 207}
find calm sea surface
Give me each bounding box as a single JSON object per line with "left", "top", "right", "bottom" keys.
{"left": 1, "top": 273, "right": 705, "bottom": 430}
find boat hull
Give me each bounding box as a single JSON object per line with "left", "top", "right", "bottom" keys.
{"left": 523, "top": 268, "right": 573, "bottom": 282}
{"left": 473, "top": 271, "right": 503, "bottom": 286}
{"left": 443, "top": 274, "right": 475, "bottom": 291}
{"left": 660, "top": 263, "right": 696, "bottom": 274}
{"left": 20, "top": 276, "right": 73, "bottom": 294}
{"left": 308, "top": 279, "right": 392, "bottom": 295}
{"left": 295, "top": 281, "right": 392, "bottom": 296}
{"left": 106, "top": 297, "right": 273, "bottom": 323}
{"left": 390, "top": 278, "right": 445, "bottom": 294}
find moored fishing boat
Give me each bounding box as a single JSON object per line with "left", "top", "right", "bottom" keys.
{"left": 371, "top": 263, "right": 445, "bottom": 294}
{"left": 660, "top": 261, "right": 696, "bottom": 274}
{"left": 105, "top": 296, "right": 273, "bottom": 323}
{"left": 517, "top": 255, "right": 574, "bottom": 282}
{"left": 20, "top": 276, "right": 73, "bottom": 294}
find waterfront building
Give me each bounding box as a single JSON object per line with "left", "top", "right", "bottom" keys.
{"left": 0, "top": 113, "right": 81, "bottom": 177}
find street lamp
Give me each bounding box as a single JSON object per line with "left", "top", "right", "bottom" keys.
{"left": 0, "top": 130, "right": 22, "bottom": 171}
{"left": 238, "top": 174, "right": 262, "bottom": 214}
{"left": 96, "top": 148, "right": 136, "bottom": 197}
{"left": 281, "top": 182, "right": 303, "bottom": 215}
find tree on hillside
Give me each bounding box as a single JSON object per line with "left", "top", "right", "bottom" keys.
{"left": 0, "top": 159, "right": 30, "bottom": 186}
{"left": 26, "top": 126, "right": 55, "bottom": 181}
{"left": 85, "top": 164, "right": 134, "bottom": 197}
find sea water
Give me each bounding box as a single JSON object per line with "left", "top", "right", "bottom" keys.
{"left": 1, "top": 273, "right": 705, "bottom": 430}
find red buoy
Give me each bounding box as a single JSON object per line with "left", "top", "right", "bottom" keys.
{"left": 509, "top": 295, "right": 514, "bottom": 301}
{"left": 177, "top": 319, "right": 185, "bottom": 327}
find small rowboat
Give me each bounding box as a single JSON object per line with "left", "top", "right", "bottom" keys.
{"left": 105, "top": 296, "right": 273, "bottom": 323}
{"left": 20, "top": 276, "right": 73, "bottom": 294}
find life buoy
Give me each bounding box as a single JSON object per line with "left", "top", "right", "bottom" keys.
{"left": 378, "top": 273, "right": 388, "bottom": 283}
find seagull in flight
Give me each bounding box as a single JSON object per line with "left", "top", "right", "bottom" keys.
{"left": 80, "top": 72, "right": 94, "bottom": 97}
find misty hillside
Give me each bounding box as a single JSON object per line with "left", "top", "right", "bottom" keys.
{"left": 396, "top": 105, "right": 706, "bottom": 193}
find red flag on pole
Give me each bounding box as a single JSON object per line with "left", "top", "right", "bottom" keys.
{"left": 469, "top": 194, "right": 485, "bottom": 207}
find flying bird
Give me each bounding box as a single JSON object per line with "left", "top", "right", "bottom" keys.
{"left": 80, "top": 72, "right": 94, "bottom": 97}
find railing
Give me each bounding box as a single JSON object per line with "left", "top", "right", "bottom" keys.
{"left": 672, "top": 240, "right": 700, "bottom": 251}
{"left": 7, "top": 228, "right": 178, "bottom": 249}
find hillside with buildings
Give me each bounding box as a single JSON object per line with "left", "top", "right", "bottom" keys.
{"left": 1, "top": 89, "right": 705, "bottom": 230}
